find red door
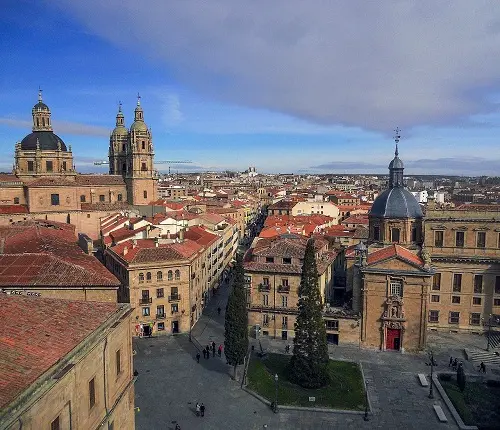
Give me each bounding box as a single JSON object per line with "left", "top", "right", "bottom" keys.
{"left": 386, "top": 328, "right": 400, "bottom": 350}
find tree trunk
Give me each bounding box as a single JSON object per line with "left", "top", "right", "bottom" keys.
{"left": 233, "top": 364, "right": 238, "bottom": 380}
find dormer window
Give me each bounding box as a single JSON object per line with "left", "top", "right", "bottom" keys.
{"left": 265, "top": 257, "right": 274, "bottom": 263}
{"left": 283, "top": 257, "right": 292, "bottom": 264}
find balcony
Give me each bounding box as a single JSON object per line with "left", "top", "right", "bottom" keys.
{"left": 156, "top": 313, "right": 166, "bottom": 319}
{"left": 139, "top": 297, "right": 152, "bottom": 305}
{"left": 258, "top": 283, "right": 270, "bottom": 292}
{"left": 282, "top": 324, "right": 288, "bottom": 329}
{"left": 263, "top": 321, "right": 269, "bottom": 327}
{"left": 277, "top": 285, "right": 290, "bottom": 293}
{"left": 168, "top": 294, "right": 181, "bottom": 302}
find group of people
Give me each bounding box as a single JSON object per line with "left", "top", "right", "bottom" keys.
{"left": 195, "top": 402, "right": 206, "bottom": 417}
{"left": 196, "top": 341, "right": 223, "bottom": 362}
{"left": 449, "top": 357, "right": 462, "bottom": 370}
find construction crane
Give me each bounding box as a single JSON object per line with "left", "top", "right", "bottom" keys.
{"left": 93, "top": 160, "right": 192, "bottom": 166}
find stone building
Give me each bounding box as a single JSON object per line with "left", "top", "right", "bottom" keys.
{"left": 0, "top": 92, "right": 158, "bottom": 239}
{"left": 244, "top": 234, "right": 360, "bottom": 344}
{"left": 0, "top": 294, "right": 135, "bottom": 430}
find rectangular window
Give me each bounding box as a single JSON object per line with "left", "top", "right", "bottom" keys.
{"left": 156, "top": 288, "right": 164, "bottom": 298}
{"left": 99, "top": 194, "right": 105, "bottom": 202}
{"left": 477, "top": 232, "right": 486, "bottom": 248}
{"left": 80, "top": 195, "right": 86, "bottom": 202}
{"left": 282, "top": 279, "right": 289, "bottom": 287}
{"left": 432, "top": 273, "right": 441, "bottom": 291}
{"left": 470, "top": 313, "right": 481, "bottom": 326}
{"left": 157, "top": 322, "right": 165, "bottom": 331}
{"left": 373, "top": 226, "right": 380, "bottom": 241}
{"left": 474, "top": 275, "right": 483, "bottom": 294}
{"left": 453, "top": 274, "right": 462, "bottom": 292}
{"left": 51, "top": 416, "right": 60, "bottom": 430}
{"left": 389, "top": 280, "right": 403, "bottom": 297}
{"left": 452, "top": 296, "right": 461, "bottom": 304}
{"left": 282, "top": 316, "right": 288, "bottom": 328}
{"left": 281, "top": 296, "right": 288, "bottom": 307}
{"left": 262, "top": 295, "right": 269, "bottom": 306}
{"left": 473, "top": 297, "right": 482, "bottom": 305}
{"left": 89, "top": 378, "right": 96, "bottom": 409}
{"left": 283, "top": 257, "right": 292, "bottom": 264}
{"left": 117, "top": 193, "right": 123, "bottom": 202}
{"left": 142, "top": 307, "right": 150, "bottom": 316}
{"left": 391, "top": 228, "right": 400, "bottom": 243}
{"left": 431, "top": 295, "right": 440, "bottom": 303}
{"left": 157, "top": 305, "right": 164, "bottom": 316}
{"left": 262, "top": 277, "right": 269, "bottom": 286}
{"left": 62, "top": 161, "right": 67, "bottom": 171}
{"left": 13, "top": 197, "right": 19, "bottom": 204}
{"left": 429, "top": 310, "right": 439, "bottom": 323}
{"left": 265, "top": 257, "right": 274, "bottom": 263}
{"left": 498, "top": 232, "right": 500, "bottom": 248}
{"left": 449, "top": 311, "right": 460, "bottom": 324}
{"left": 27, "top": 160, "right": 34, "bottom": 172}
{"left": 46, "top": 160, "right": 53, "bottom": 172}
{"left": 263, "top": 314, "right": 269, "bottom": 326}
{"left": 325, "top": 320, "right": 339, "bottom": 330}
{"left": 116, "top": 350, "right": 121, "bottom": 376}
{"left": 143, "top": 190, "right": 148, "bottom": 199}
{"left": 50, "top": 194, "right": 60, "bottom": 206}
{"left": 456, "top": 231, "right": 465, "bottom": 248}
{"left": 141, "top": 162, "right": 147, "bottom": 171}
{"left": 494, "top": 299, "right": 500, "bottom": 307}
{"left": 171, "top": 303, "right": 178, "bottom": 313}
{"left": 495, "top": 276, "right": 500, "bottom": 294}
{"left": 434, "top": 231, "right": 444, "bottom": 247}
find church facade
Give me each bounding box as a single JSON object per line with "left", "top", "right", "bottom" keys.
{"left": 0, "top": 91, "right": 158, "bottom": 239}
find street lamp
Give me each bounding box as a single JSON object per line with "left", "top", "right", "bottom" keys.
{"left": 274, "top": 373, "right": 279, "bottom": 413}
{"left": 428, "top": 350, "right": 434, "bottom": 399}
{"left": 486, "top": 314, "right": 492, "bottom": 352}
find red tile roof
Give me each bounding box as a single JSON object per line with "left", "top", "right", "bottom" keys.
{"left": 184, "top": 226, "right": 218, "bottom": 247}
{"left": 75, "top": 174, "right": 125, "bottom": 186}
{"left": 0, "top": 294, "right": 121, "bottom": 409}
{"left": 367, "top": 244, "right": 423, "bottom": 267}
{"left": 0, "top": 205, "right": 29, "bottom": 214}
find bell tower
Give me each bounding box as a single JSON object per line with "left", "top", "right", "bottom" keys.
{"left": 32, "top": 89, "right": 52, "bottom": 132}
{"left": 109, "top": 102, "right": 129, "bottom": 175}
{"left": 124, "top": 94, "right": 157, "bottom": 205}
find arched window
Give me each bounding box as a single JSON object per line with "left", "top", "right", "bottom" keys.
{"left": 391, "top": 228, "right": 400, "bottom": 243}
{"left": 174, "top": 270, "right": 180, "bottom": 280}
{"left": 139, "top": 273, "right": 144, "bottom": 283}
{"left": 157, "top": 271, "right": 163, "bottom": 281}
{"left": 146, "top": 272, "right": 152, "bottom": 282}
{"left": 168, "top": 270, "right": 173, "bottom": 281}
{"left": 66, "top": 214, "right": 71, "bottom": 224}
{"left": 142, "top": 141, "right": 146, "bottom": 150}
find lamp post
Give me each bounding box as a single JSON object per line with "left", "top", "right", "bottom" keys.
{"left": 486, "top": 314, "right": 492, "bottom": 352}
{"left": 428, "top": 350, "right": 434, "bottom": 399}
{"left": 274, "top": 373, "right": 279, "bottom": 413}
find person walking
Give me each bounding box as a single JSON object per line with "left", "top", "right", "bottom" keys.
{"left": 480, "top": 362, "right": 486, "bottom": 373}
{"left": 217, "top": 307, "right": 221, "bottom": 315}
{"left": 212, "top": 341, "right": 216, "bottom": 357}
{"left": 200, "top": 403, "right": 205, "bottom": 417}
{"left": 449, "top": 356, "right": 453, "bottom": 367}
{"left": 202, "top": 349, "right": 207, "bottom": 359}
{"left": 452, "top": 358, "right": 458, "bottom": 370}
{"left": 196, "top": 403, "right": 201, "bottom": 417}
{"left": 218, "top": 344, "right": 223, "bottom": 357}
{"left": 196, "top": 352, "right": 201, "bottom": 363}
{"left": 206, "top": 345, "right": 210, "bottom": 359}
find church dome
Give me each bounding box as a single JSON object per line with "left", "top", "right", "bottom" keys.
{"left": 112, "top": 125, "right": 128, "bottom": 136}
{"left": 389, "top": 156, "right": 404, "bottom": 169}
{"left": 20, "top": 131, "right": 68, "bottom": 151}
{"left": 33, "top": 101, "right": 50, "bottom": 112}
{"left": 370, "top": 188, "right": 423, "bottom": 219}
{"left": 130, "top": 121, "right": 148, "bottom": 132}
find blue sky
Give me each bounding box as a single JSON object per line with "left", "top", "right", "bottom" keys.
{"left": 1, "top": 1, "right": 500, "bottom": 175}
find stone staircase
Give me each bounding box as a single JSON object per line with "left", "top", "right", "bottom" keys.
{"left": 465, "top": 348, "right": 500, "bottom": 366}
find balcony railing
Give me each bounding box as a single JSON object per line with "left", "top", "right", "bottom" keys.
{"left": 168, "top": 294, "right": 181, "bottom": 302}
{"left": 263, "top": 321, "right": 269, "bottom": 327}
{"left": 139, "top": 297, "right": 152, "bottom": 305}
{"left": 258, "top": 283, "right": 271, "bottom": 292}
{"left": 282, "top": 324, "right": 288, "bottom": 329}
{"left": 156, "top": 313, "right": 166, "bottom": 319}
{"left": 277, "top": 285, "right": 290, "bottom": 293}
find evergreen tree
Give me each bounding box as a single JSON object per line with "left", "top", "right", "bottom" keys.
{"left": 288, "top": 238, "right": 330, "bottom": 388}
{"left": 457, "top": 364, "right": 466, "bottom": 392}
{"left": 224, "top": 252, "right": 249, "bottom": 379}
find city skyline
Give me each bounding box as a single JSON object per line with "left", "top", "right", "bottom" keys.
{"left": 2, "top": 1, "right": 500, "bottom": 175}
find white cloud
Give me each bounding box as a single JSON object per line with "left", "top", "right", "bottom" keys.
{"left": 54, "top": 1, "right": 500, "bottom": 131}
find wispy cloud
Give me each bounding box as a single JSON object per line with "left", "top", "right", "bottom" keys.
{"left": 0, "top": 117, "right": 109, "bottom": 137}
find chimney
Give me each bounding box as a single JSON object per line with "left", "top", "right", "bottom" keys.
{"left": 179, "top": 228, "right": 185, "bottom": 241}
{"left": 132, "top": 239, "right": 137, "bottom": 249}
{"left": 155, "top": 237, "right": 159, "bottom": 247}
{"left": 123, "top": 246, "right": 128, "bottom": 256}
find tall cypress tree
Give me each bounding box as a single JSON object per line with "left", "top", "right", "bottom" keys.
{"left": 288, "top": 238, "right": 330, "bottom": 388}
{"left": 224, "top": 252, "right": 249, "bottom": 379}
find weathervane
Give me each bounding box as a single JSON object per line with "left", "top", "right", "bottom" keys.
{"left": 137, "top": 92, "right": 141, "bottom": 106}
{"left": 38, "top": 86, "right": 43, "bottom": 102}
{"left": 394, "top": 127, "right": 401, "bottom": 156}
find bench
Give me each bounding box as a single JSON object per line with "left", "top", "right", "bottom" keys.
{"left": 433, "top": 405, "right": 448, "bottom": 422}
{"left": 418, "top": 373, "right": 429, "bottom": 387}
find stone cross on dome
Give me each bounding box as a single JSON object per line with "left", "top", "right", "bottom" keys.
{"left": 137, "top": 93, "right": 141, "bottom": 106}
{"left": 38, "top": 87, "right": 43, "bottom": 102}
{"left": 394, "top": 127, "right": 401, "bottom": 157}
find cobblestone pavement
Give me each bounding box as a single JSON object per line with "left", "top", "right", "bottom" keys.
{"left": 135, "top": 279, "right": 462, "bottom": 429}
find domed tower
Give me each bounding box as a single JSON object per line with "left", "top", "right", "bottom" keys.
{"left": 368, "top": 129, "right": 423, "bottom": 246}
{"left": 124, "top": 94, "right": 158, "bottom": 205}
{"left": 109, "top": 103, "right": 129, "bottom": 175}
{"left": 14, "top": 90, "right": 75, "bottom": 179}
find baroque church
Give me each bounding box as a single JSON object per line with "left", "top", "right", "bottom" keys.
{"left": 0, "top": 91, "right": 158, "bottom": 239}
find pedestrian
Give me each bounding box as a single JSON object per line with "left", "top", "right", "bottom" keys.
{"left": 285, "top": 344, "right": 290, "bottom": 354}
{"left": 212, "top": 341, "right": 216, "bottom": 357}
{"left": 206, "top": 345, "right": 210, "bottom": 359}
{"left": 202, "top": 349, "right": 207, "bottom": 359}
{"left": 218, "top": 344, "right": 222, "bottom": 357}
{"left": 453, "top": 358, "right": 458, "bottom": 369}
{"left": 200, "top": 403, "right": 205, "bottom": 417}
{"left": 217, "top": 307, "right": 221, "bottom": 315}
{"left": 480, "top": 362, "right": 486, "bottom": 373}
{"left": 196, "top": 402, "right": 201, "bottom": 417}
{"left": 196, "top": 352, "right": 201, "bottom": 363}
{"left": 449, "top": 356, "right": 453, "bottom": 367}
{"left": 175, "top": 424, "right": 181, "bottom": 430}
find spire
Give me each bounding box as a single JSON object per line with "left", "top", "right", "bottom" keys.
{"left": 134, "top": 93, "right": 144, "bottom": 122}
{"left": 394, "top": 127, "right": 400, "bottom": 157}
{"left": 388, "top": 127, "right": 404, "bottom": 188}
{"left": 38, "top": 87, "right": 43, "bottom": 102}
{"left": 137, "top": 93, "right": 141, "bottom": 106}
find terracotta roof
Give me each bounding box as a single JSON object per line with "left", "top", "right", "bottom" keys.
{"left": 0, "top": 294, "right": 120, "bottom": 409}
{"left": 367, "top": 244, "right": 423, "bottom": 267}
{"left": 26, "top": 177, "right": 76, "bottom": 187}
{"left": 267, "top": 200, "right": 296, "bottom": 210}
{"left": 342, "top": 215, "right": 369, "bottom": 225}
{"left": 75, "top": 174, "right": 125, "bottom": 186}
{"left": 184, "top": 226, "right": 218, "bottom": 247}
{"left": 0, "top": 222, "right": 120, "bottom": 287}
{"left": 0, "top": 174, "right": 23, "bottom": 183}
{"left": 0, "top": 205, "right": 29, "bottom": 214}
{"left": 80, "top": 202, "right": 130, "bottom": 211}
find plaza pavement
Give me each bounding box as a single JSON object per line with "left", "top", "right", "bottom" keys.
{"left": 133, "top": 279, "right": 477, "bottom": 429}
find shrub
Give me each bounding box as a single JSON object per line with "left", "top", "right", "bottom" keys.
{"left": 439, "top": 374, "right": 452, "bottom": 381}
{"left": 486, "top": 380, "right": 500, "bottom": 388}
